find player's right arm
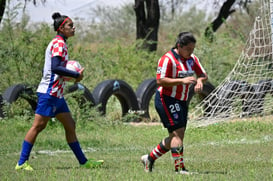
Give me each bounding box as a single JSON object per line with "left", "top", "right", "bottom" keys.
{"left": 75, "top": 68, "right": 84, "bottom": 83}
{"left": 157, "top": 77, "right": 197, "bottom": 87}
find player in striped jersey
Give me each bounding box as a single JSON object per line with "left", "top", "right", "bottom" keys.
{"left": 141, "top": 32, "right": 207, "bottom": 174}
{"left": 15, "top": 12, "right": 103, "bottom": 171}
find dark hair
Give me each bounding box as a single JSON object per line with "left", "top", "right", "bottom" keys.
{"left": 174, "top": 32, "right": 196, "bottom": 48}
{"left": 52, "top": 12, "right": 69, "bottom": 31}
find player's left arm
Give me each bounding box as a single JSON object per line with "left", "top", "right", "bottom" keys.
{"left": 192, "top": 55, "right": 208, "bottom": 93}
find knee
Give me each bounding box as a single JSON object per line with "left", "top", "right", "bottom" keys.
{"left": 173, "top": 127, "right": 186, "bottom": 138}
{"left": 32, "top": 123, "right": 47, "bottom": 133}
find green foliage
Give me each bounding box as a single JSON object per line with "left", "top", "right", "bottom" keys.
{"left": 161, "top": 6, "right": 209, "bottom": 37}
{"left": 0, "top": 1, "right": 254, "bottom": 120}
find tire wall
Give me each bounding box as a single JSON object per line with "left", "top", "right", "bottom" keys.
{"left": 3, "top": 78, "right": 273, "bottom": 120}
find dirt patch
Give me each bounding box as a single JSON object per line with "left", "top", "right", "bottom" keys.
{"left": 129, "top": 122, "right": 161, "bottom": 126}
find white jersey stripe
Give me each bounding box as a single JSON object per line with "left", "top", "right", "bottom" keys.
{"left": 193, "top": 55, "right": 206, "bottom": 73}
{"left": 160, "top": 57, "right": 169, "bottom": 79}
{"left": 166, "top": 53, "right": 177, "bottom": 97}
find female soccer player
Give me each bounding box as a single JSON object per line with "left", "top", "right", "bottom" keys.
{"left": 15, "top": 12, "right": 103, "bottom": 171}
{"left": 141, "top": 32, "right": 208, "bottom": 174}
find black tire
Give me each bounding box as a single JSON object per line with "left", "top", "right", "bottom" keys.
{"left": 187, "top": 81, "right": 215, "bottom": 106}
{"left": 216, "top": 81, "right": 248, "bottom": 112}
{"left": 66, "top": 83, "right": 96, "bottom": 107}
{"left": 0, "top": 95, "right": 4, "bottom": 118}
{"left": 242, "top": 79, "right": 272, "bottom": 115}
{"left": 187, "top": 81, "right": 215, "bottom": 116}
{"left": 92, "top": 79, "right": 139, "bottom": 116}
{"left": 2, "top": 84, "right": 37, "bottom": 111}
{"left": 135, "top": 78, "right": 157, "bottom": 118}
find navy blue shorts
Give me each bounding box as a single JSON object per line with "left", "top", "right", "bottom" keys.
{"left": 35, "top": 93, "right": 70, "bottom": 117}
{"left": 155, "top": 91, "right": 188, "bottom": 133}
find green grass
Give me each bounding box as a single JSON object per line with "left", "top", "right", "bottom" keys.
{"left": 0, "top": 117, "right": 272, "bottom": 180}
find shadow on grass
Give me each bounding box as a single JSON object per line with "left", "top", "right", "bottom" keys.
{"left": 191, "top": 170, "right": 228, "bottom": 175}
{"left": 55, "top": 166, "right": 76, "bottom": 170}
{"left": 55, "top": 165, "right": 108, "bottom": 170}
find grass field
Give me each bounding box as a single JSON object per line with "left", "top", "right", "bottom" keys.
{"left": 0, "top": 116, "right": 272, "bottom": 181}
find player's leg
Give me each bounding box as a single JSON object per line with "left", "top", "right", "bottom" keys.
{"left": 168, "top": 100, "right": 189, "bottom": 174}
{"left": 141, "top": 91, "right": 171, "bottom": 172}
{"left": 141, "top": 137, "right": 171, "bottom": 172}
{"left": 170, "top": 127, "right": 188, "bottom": 173}
{"left": 56, "top": 111, "right": 103, "bottom": 168}
{"left": 16, "top": 114, "right": 50, "bottom": 171}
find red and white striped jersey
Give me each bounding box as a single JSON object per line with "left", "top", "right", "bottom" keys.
{"left": 156, "top": 49, "right": 206, "bottom": 101}
{"left": 36, "top": 35, "right": 68, "bottom": 98}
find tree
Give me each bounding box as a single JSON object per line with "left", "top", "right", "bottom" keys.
{"left": 205, "top": 0, "right": 252, "bottom": 41}
{"left": 134, "top": 0, "right": 160, "bottom": 52}
{"left": 0, "top": 0, "right": 6, "bottom": 24}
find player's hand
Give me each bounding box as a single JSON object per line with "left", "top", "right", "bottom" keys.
{"left": 182, "top": 76, "right": 197, "bottom": 85}
{"left": 194, "top": 79, "right": 203, "bottom": 93}
{"left": 75, "top": 68, "right": 84, "bottom": 83}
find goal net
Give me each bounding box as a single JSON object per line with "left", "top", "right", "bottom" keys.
{"left": 189, "top": 0, "right": 273, "bottom": 126}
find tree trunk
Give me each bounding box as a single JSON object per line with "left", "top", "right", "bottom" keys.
{"left": 0, "top": 0, "right": 6, "bottom": 24}
{"left": 134, "top": 0, "right": 160, "bottom": 51}
{"left": 205, "top": 0, "right": 236, "bottom": 42}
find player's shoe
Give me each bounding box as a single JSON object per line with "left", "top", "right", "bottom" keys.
{"left": 176, "top": 167, "right": 192, "bottom": 175}
{"left": 81, "top": 158, "right": 104, "bottom": 168}
{"left": 15, "top": 161, "right": 34, "bottom": 171}
{"left": 141, "top": 154, "right": 154, "bottom": 172}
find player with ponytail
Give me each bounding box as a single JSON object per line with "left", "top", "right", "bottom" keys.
{"left": 141, "top": 32, "right": 208, "bottom": 174}
{"left": 15, "top": 12, "right": 103, "bottom": 171}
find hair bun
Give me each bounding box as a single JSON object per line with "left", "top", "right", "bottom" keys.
{"left": 52, "top": 12, "right": 61, "bottom": 20}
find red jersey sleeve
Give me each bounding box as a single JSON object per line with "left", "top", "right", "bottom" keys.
{"left": 192, "top": 55, "right": 207, "bottom": 76}
{"left": 156, "top": 53, "right": 175, "bottom": 80}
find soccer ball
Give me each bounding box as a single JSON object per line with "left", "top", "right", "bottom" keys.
{"left": 64, "top": 60, "right": 82, "bottom": 81}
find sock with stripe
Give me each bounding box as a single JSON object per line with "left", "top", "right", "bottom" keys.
{"left": 18, "top": 140, "right": 33, "bottom": 166}
{"left": 171, "top": 146, "right": 185, "bottom": 172}
{"left": 148, "top": 141, "right": 170, "bottom": 162}
{"left": 68, "top": 141, "right": 88, "bottom": 164}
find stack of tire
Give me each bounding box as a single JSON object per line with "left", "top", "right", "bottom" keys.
{"left": 207, "top": 81, "right": 249, "bottom": 117}
{"left": 3, "top": 78, "right": 272, "bottom": 120}
{"left": 0, "top": 83, "right": 95, "bottom": 118}
{"left": 0, "top": 78, "right": 216, "bottom": 121}
{"left": 201, "top": 79, "right": 273, "bottom": 118}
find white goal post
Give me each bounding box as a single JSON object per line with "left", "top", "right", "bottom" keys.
{"left": 189, "top": 0, "right": 273, "bottom": 127}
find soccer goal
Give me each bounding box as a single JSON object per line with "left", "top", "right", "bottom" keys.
{"left": 189, "top": 0, "right": 273, "bottom": 126}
